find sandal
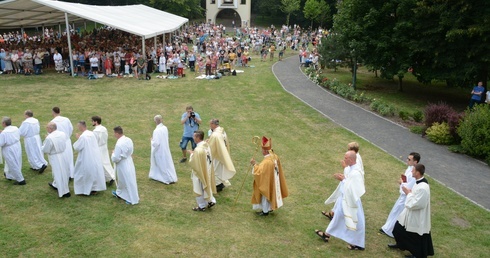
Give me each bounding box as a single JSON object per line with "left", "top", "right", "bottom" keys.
{"left": 192, "top": 207, "right": 206, "bottom": 212}
{"left": 347, "top": 244, "right": 365, "bottom": 251}
{"left": 314, "top": 230, "right": 330, "bottom": 242}
{"left": 321, "top": 211, "right": 334, "bottom": 220}
{"left": 208, "top": 202, "right": 216, "bottom": 208}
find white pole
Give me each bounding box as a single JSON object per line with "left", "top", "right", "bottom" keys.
{"left": 65, "top": 13, "right": 74, "bottom": 77}
{"left": 142, "top": 37, "right": 146, "bottom": 59}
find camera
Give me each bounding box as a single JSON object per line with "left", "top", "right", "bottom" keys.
{"left": 190, "top": 111, "right": 196, "bottom": 118}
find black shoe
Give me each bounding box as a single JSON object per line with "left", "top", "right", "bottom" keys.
{"left": 208, "top": 202, "right": 216, "bottom": 208}
{"left": 14, "top": 180, "right": 26, "bottom": 185}
{"left": 216, "top": 183, "right": 225, "bottom": 192}
{"left": 38, "top": 164, "right": 47, "bottom": 174}
{"left": 405, "top": 255, "right": 416, "bottom": 258}
{"left": 388, "top": 243, "right": 399, "bottom": 249}
{"left": 48, "top": 182, "right": 57, "bottom": 190}
{"left": 62, "top": 192, "right": 71, "bottom": 198}
{"left": 379, "top": 228, "right": 388, "bottom": 235}
{"left": 30, "top": 167, "right": 37, "bottom": 171}
{"left": 179, "top": 157, "right": 187, "bottom": 163}
{"left": 108, "top": 179, "right": 115, "bottom": 186}
{"left": 256, "top": 211, "right": 269, "bottom": 216}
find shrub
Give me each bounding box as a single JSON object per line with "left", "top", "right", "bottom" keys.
{"left": 424, "top": 102, "right": 458, "bottom": 128}
{"left": 370, "top": 99, "right": 396, "bottom": 117}
{"left": 378, "top": 104, "right": 396, "bottom": 116}
{"left": 412, "top": 111, "right": 423, "bottom": 122}
{"left": 370, "top": 99, "right": 382, "bottom": 111}
{"left": 426, "top": 122, "right": 454, "bottom": 145}
{"left": 409, "top": 125, "right": 426, "bottom": 135}
{"left": 457, "top": 104, "right": 490, "bottom": 159}
{"left": 399, "top": 111, "right": 410, "bottom": 121}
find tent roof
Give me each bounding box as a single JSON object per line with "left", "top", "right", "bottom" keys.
{"left": 0, "top": 0, "right": 188, "bottom": 38}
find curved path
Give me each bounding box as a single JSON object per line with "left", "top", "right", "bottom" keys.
{"left": 272, "top": 56, "right": 490, "bottom": 211}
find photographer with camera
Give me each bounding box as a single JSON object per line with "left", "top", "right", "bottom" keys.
{"left": 179, "top": 106, "right": 202, "bottom": 163}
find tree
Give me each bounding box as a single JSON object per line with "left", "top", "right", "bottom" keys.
{"left": 149, "top": 0, "right": 204, "bottom": 19}
{"left": 317, "top": 0, "right": 332, "bottom": 28}
{"left": 318, "top": 33, "right": 348, "bottom": 72}
{"left": 280, "top": 0, "right": 301, "bottom": 26}
{"left": 304, "top": 0, "right": 321, "bottom": 29}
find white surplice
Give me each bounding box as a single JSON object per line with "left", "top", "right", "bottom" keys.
{"left": 73, "top": 130, "right": 106, "bottom": 195}
{"left": 112, "top": 135, "right": 139, "bottom": 205}
{"left": 381, "top": 165, "right": 416, "bottom": 237}
{"left": 51, "top": 116, "right": 74, "bottom": 178}
{"left": 93, "top": 125, "right": 115, "bottom": 182}
{"left": 324, "top": 163, "right": 366, "bottom": 248}
{"left": 398, "top": 178, "right": 431, "bottom": 235}
{"left": 149, "top": 123, "right": 177, "bottom": 184}
{"left": 19, "top": 117, "right": 47, "bottom": 169}
{"left": 42, "top": 130, "right": 70, "bottom": 197}
{"left": 0, "top": 126, "right": 24, "bottom": 182}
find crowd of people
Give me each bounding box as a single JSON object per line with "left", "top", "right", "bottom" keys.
{"left": 0, "top": 23, "right": 324, "bottom": 78}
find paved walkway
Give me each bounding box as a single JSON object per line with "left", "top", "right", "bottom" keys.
{"left": 272, "top": 56, "right": 490, "bottom": 211}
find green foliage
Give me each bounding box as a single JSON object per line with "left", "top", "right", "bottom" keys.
{"left": 370, "top": 99, "right": 396, "bottom": 117}
{"left": 412, "top": 111, "right": 423, "bottom": 122}
{"left": 409, "top": 125, "right": 425, "bottom": 135}
{"left": 303, "top": 0, "right": 322, "bottom": 24}
{"left": 426, "top": 122, "right": 454, "bottom": 145}
{"left": 149, "top": 0, "right": 204, "bottom": 19}
{"left": 457, "top": 104, "right": 490, "bottom": 159}
{"left": 448, "top": 144, "right": 466, "bottom": 154}
{"left": 280, "top": 0, "right": 301, "bottom": 25}
{"left": 399, "top": 110, "right": 410, "bottom": 121}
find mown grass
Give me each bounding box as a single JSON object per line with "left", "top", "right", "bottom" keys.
{"left": 322, "top": 67, "right": 471, "bottom": 113}
{"left": 0, "top": 51, "right": 488, "bottom": 257}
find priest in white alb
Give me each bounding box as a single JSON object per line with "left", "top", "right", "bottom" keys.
{"left": 149, "top": 115, "right": 177, "bottom": 184}
{"left": 208, "top": 119, "right": 235, "bottom": 192}
{"left": 51, "top": 107, "right": 74, "bottom": 179}
{"left": 111, "top": 126, "right": 139, "bottom": 205}
{"left": 0, "top": 117, "right": 25, "bottom": 185}
{"left": 73, "top": 121, "right": 106, "bottom": 195}
{"left": 42, "top": 122, "right": 70, "bottom": 198}
{"left": 380, "top": 152, "right": 419, "bottom": 237}
{"left": 92, "top": 116, "right": 115, "bottom": 185}
{"left": 19, "top": 110, "right": 48, "bottom": 173}
{"left": 315, "top": 150, "right": 366, "bottom": 251}
{"left": 188, "top": 130, "right": 216, "bottom": 211}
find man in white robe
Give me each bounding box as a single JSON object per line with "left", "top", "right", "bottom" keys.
{"left": 73, "top": 121, "right": 106, "bottom": 195}
{"left": 380, "top": 152, "right": 419, "bottom": 237}
{"left": 149, "top": 115, "right": 177, "bottom": 184}
{"left": 92, "top": 116, "right": 115, "bottom": 185}
{"left": 208, "top": 119, "right": 236, "bottom": 192}
{"left": 111, "top": 126, "right": 139, "bottom": 205}
{"left": 390, "top": 164, "right": 434, "bottom": 258}
{"left": 19, "top": 110, "right": 48, "bottom": 173}
{"left": 188, "top": 130, "right": 216, "bottom": 211}
{"left": 315, "top": 150, "right": 365, "bottom": 250}
{"left": 0, "top": 117, "right": 25, "bottom": 185}
{"left": 42, "top": 122, "right": 70, "bottom": 198}
{"left": 322, "top": 142, "right": 365, "bottom": 220}
{"left": 51, "top": 107, "right": 74, "bottom": 179}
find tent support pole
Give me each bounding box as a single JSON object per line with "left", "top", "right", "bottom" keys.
{"left": 142, "top": 37, "right": 146, "bottom": 59}
{"left": 65, "top": 13, "right": 75, "bottom": 77}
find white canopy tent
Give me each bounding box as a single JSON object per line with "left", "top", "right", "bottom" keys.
{"left": 0, "top": 0, "right": 189, "bottom": 76}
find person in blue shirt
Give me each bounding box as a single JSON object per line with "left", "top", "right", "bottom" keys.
{"left": 469, "top": 81, "right": 485, "bottom": 109}
{"left": 179, "top": 106, "right": 202, "bottom": 163}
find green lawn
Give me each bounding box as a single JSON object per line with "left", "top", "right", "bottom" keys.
{"left": 0, "top": 53, "right": 488, "bottom": 257}
{"left": 323, "top": 66, "right": 471, "bottom": 113}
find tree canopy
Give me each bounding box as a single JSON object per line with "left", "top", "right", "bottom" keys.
{"left": 320, "top": 0, "right": 490, "bottom": 88}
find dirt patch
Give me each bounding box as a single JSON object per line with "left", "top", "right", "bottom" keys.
{"left": 451, "top": 217, "right": 471, "bottom": 229}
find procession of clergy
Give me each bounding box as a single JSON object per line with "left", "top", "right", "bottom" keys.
{"left": 0, "top": 107, "right": 288, "bottom": 212}
{"left": 1, "top": 107, "right": 433, "bottom": 257}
